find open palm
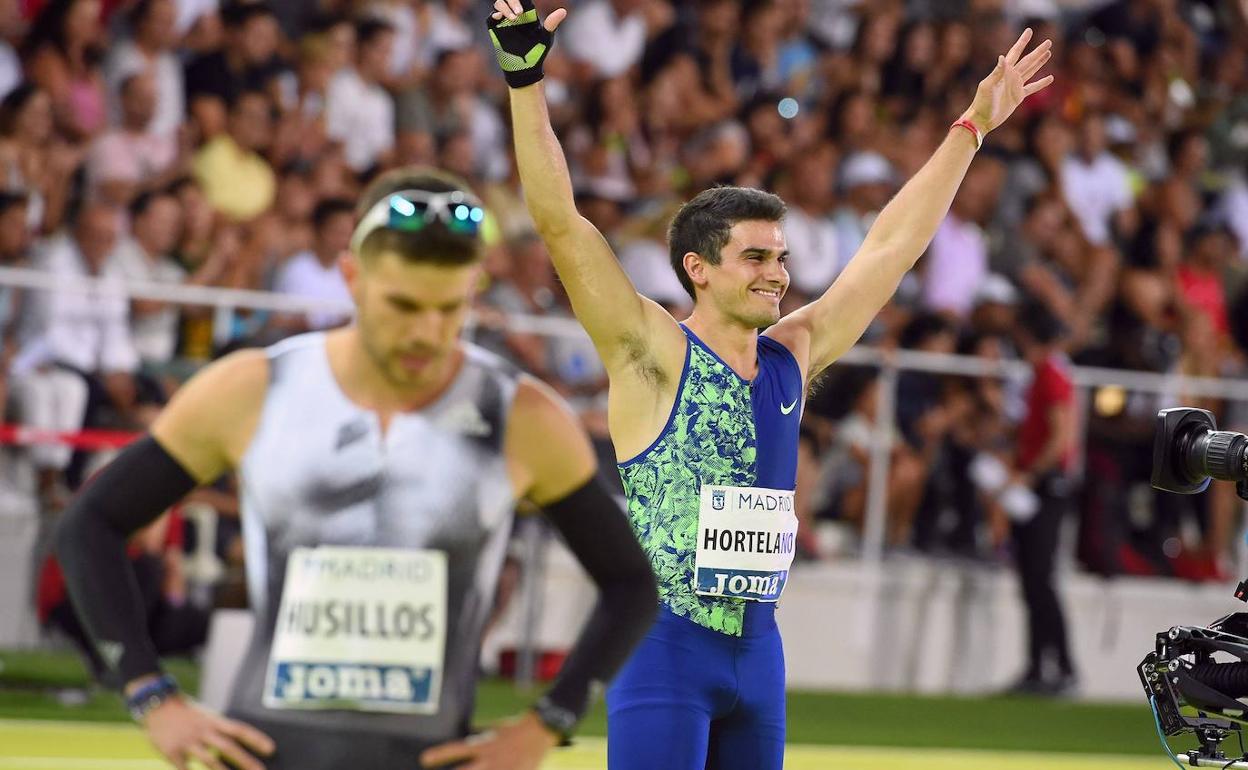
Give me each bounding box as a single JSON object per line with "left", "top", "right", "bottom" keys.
{"left": 967, "top": 28, "right": 1054, "bottom": 133}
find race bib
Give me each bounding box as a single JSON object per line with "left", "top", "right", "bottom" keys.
{"left": 263, "top": 547, "right": 447, "bottom": 714}
{"left": 694, "top": 485, "right": 798, "bottom": 602}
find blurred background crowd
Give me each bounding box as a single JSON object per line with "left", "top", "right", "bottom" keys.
{"left": 2, "top": 0, "right": 1248, "bottom": 656}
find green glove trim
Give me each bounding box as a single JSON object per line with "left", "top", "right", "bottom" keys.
{"left": 486, "top": 2, "right": 553, "bottom": 88}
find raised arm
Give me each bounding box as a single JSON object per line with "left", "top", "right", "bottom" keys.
{"left": 490, "top": 1, "right": 678, "bottom": 370}
{"left": 775, "top": 29, "right": 1054, "bottom": 378}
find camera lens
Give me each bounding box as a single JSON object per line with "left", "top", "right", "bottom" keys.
{"left": 1189, "top": 430, "right": 1248, "bottom": 482}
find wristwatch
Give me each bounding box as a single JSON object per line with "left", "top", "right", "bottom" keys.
{"left": 125, "top": 674, "right": 180, "bottom": 722}
{"left": 531, "top": 696, "right": 578, "bottom": 746}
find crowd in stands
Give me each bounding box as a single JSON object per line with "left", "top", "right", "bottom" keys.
{"left": 1, "top": 0, "right": 1247, "bottom": 606}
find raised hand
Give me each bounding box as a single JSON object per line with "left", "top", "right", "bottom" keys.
{"left": 964, "top": 28, "right": 1054, "bottom": 134}
{"left": 487, "top": 0, "right": 568, "bottom": 89}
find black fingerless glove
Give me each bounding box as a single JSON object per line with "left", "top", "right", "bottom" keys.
{"left": 487, "top": 0, "right": 555, "bottom": 89}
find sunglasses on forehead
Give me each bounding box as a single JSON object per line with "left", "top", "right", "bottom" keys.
{"left": 349, "top": 188, "right": 487, "bottom": 253}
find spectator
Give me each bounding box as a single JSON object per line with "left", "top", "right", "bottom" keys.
{"left": 87, "top": 70, "right": 182, "bottom": 206}
{"left": 731, "top": 0, "right": 787, "bottom": 101}
{"left": 0, "top": 0, "right": 22, "bottom": 101}
{"left": 921, "top": 159, "right": 1002, "bottom": 318}
{"left": 561, "top": 0, "right": 646, "bottom": 80}
{"left": 105, "top": 0, "right": 184, "bottom": 136}
{"left": 10, "top": 202, "right": 138, "bottom": 502}
{"left": 0, "top": 191, "right": 31, "bottom": 418}
{"left": 0, "top": 82, "right": 82, "bottom": 234}
{"left": 1005, "top": 302, "right": 1078, "bottom": 696}
{"left": 191, "top": 88, "right": 276, "bottom": 221}
{"left": 325, "top": 18, "right": 396, "bottom": 174}
{"left": 1061, "top": 112, "right": 1135, "bottom": 246}
{"left": 20, "top": 0, "right": 108, "bottom": 139}
{"left": 780, "top": 142, "right": 841, "bottom": 302}
{"left": 834, "top": 151, "right": 896, "bottom": 262}
{"left": 106, "top": 190, "right": 187, "bottom": 370}
{"left": 398, "top": 47, "right": 509, "bottom": 181}
{"left": 183, "top": 2, "right": 285, "bottom": 129}
{"left": 271, "top": 197, "right": 354, "bottom": 332}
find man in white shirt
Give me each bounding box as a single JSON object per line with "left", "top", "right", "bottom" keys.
{"left": 11, "top": 203, "right": 140, "bottom": 498}
{"left": 833, "top": 151, "right": 896, "bottom": 263}
{"left": 561, "top": 0, "right": 646, "bottom": 78}
{"left": 781, "top": 144, "right": 842, "bottom": 301}
{"left": 107, "top": 190, "right": 187, "bottom": 368}
{"left": 326, "top": 18, "right": 396, "bottom": 173}
{"left": 1061, "top": 112, "right": 1135, "bottom": 246}
{"left": 272, "top": 198, "right": 355, "bottom": 331}
{"left": 106, "top": 0, "right": 186, "bottom": 137}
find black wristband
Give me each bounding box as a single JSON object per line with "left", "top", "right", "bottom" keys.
{"left": 126, "top": 674, "right": 180, "bottom": 722}
{"left": 531, "top": 696, "right": 577, "bottom": 746}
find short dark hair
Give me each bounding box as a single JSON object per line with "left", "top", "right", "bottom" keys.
{"left": 355, "top": 17, "right": 394, "bottom": 48}
{"left": 222, "top": 1, "right": 276, "bottom": 29}
{"left": 0, "top": 190, "right": 28, "bottom": 218}
{"left": 1018, "top": 300, "right": 1066, "bottom": 346}
{"left": 129, "top": 189, "right": 171, "bottom": 219}
{"left": 667, "top": 186, "right": 786, "bottom": 300}
{"left": 313, "top": 198, "right": 355, "bottom": 231}
{"left": 354, "top": 167, "right": 482, "bottom": 266}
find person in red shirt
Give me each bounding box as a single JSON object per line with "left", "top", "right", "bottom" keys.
{"left": 1007, "top": 301, "right": 1078, "bottom": 696}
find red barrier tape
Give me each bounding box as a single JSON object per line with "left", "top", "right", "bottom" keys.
{"left": 0, "top": 424, "right": 141, "bottom": 450}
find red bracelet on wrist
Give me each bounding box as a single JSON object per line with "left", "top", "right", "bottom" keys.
{"left": 951, "top": 118, "right": 983, "bottom": 150}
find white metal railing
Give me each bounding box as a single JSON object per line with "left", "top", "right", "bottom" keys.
{"left": 4, "top": 264, "right": 1246, "bottom": 570}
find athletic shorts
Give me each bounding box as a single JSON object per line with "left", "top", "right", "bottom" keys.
{"left": 606, "top": 604, "right": 785, "bottom": 770}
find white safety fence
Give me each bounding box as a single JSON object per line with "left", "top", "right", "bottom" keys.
{"left": 4, "top": 268, "right": 1248, "bottom": 702}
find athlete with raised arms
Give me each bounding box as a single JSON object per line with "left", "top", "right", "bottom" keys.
{"left": 487, "top": 3, "right": 1054, "bottom": 767}
{"left": 54, "top": 167, "right": 657, "bottom": 770}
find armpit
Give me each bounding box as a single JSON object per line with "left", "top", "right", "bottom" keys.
{"left": 618, "top": 331, "right": 669, "bottom": 390}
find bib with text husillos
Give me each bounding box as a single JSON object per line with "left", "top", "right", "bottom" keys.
{"left": 694, "top": 485, "right": 798, "bottom": 602}
{"left": 263, "top": 547, "right": 447, "bottom": 714}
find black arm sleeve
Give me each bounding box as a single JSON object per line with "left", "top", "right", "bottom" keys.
{"left": 54, "top": 436, "right": 200, "bottom": 688}
{"left": 539, "top": 475, "right": 658, "bottom": 720}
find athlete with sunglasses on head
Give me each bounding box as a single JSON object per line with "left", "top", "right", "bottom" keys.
{"left": 53, "top": 167, "right": 658, "bottom": 770}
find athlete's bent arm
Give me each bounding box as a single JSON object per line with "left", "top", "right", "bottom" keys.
{"left": 773, "top": 30, "right": 1055, "bottom": 378}
{"left": 492, "top": 0, "right": 680, "bottom": 370}
{"left": 55, "top": 351, "right": 274, "bottom": 770}
{"left": 421, "top": 377, "right": 658, "bottom": 770}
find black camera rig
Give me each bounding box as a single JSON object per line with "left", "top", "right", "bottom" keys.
{"left": 1144, "top": 408, "right": 1248, "bottom": 766}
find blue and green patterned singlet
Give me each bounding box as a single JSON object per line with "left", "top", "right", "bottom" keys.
{"left": 617, "top": 324, "right": 804, "bottom": 637}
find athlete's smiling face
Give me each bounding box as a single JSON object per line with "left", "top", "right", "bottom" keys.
{"left": 688, "top": 219, "right": 790, "bottom": 328}
{"left": 346, "top": 250, "right": 477, "bottom": 389}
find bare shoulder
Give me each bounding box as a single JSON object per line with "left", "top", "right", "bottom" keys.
{"left": 151, "top": 348, "right": 271, "bottom": 483}
{"left": 505, "top": 375, "right": 597, "bottom": 506}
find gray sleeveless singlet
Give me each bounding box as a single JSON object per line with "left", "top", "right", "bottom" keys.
{"left": 224, "top": 332, "right": 519, "bottom": 768}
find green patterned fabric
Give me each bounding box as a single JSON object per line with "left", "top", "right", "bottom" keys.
{"left": 618, "top": 334, "right": 757, "bottom": 637}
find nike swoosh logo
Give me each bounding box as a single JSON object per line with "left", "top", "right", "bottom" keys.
{"left": 780, "top": 399, "right": 797, "bottom": 415}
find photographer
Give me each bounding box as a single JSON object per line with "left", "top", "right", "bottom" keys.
{"left": 1005, "top": 302, "right": 1078, "bottom": 696}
